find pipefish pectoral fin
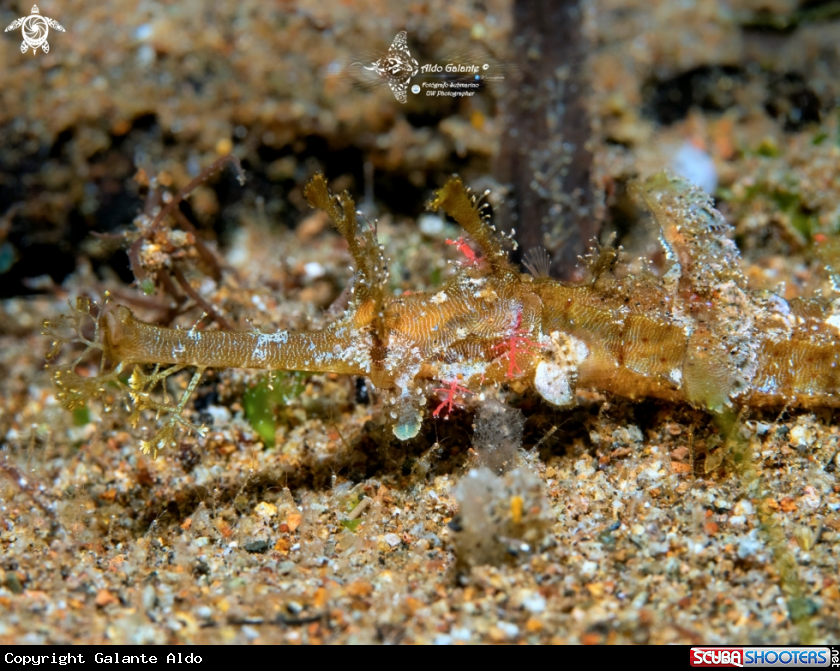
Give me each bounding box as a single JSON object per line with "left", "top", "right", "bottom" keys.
{"left": 682, "top": 326, "right": 738, "bottom": 412}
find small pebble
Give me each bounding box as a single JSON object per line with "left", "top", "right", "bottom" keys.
{"left": 244, "top": 540, "right": 269, "bottom": 554}
{"left": 418, "top": 214, "right": 445, "bottom": 237}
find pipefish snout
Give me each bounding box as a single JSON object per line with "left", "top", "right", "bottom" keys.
{"left": 45, "top": 171, "right": 840, "bottom": 455}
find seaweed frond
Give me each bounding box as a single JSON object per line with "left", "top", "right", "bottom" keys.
{"left": 44, "top": 295, "right": 207, "bottom": 457}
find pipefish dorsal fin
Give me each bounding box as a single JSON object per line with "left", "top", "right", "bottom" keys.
{"left": 634, "top": 171, "right": 746, "bottom": 295}
{"left": 634, "top": 172, "right": 756, "bottom": 411}
{"left": 303, "top": 173, "right": 389, "bottom": 310}
{"left": 427, "top": 176, "right": 516, "bottom": 280}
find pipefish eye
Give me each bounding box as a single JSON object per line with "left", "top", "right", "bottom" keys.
{"left": 101, "top": 304, "right": 134, "bottom": 348}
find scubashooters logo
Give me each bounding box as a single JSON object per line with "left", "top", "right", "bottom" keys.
{"left": 690, "top": 647, "right": 835, "bottom": 668}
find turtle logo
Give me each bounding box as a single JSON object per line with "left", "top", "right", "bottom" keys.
{"left": 5, "top": 5, "right": 65, "bottom": 55}
{"left": 363, "top": 31, "right": 418, "bottom": 103}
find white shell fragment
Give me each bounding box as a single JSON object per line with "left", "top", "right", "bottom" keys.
{"left": 533, "top": 331, "right": 589, "bottom": 407}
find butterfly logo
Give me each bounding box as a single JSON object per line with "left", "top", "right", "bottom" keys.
{"left": 363, "top": 31, "right": 418, "bottom": 103}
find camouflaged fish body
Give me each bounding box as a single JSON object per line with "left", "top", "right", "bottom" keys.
{"left": 49, "top": 172, "right": 840, "bottom": 452}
